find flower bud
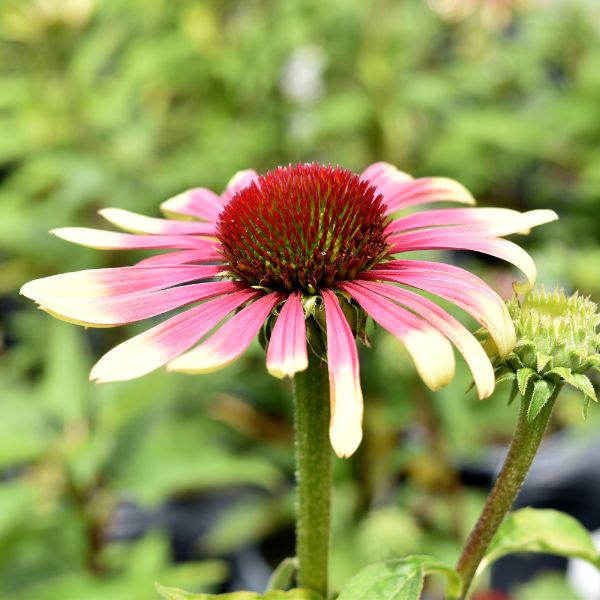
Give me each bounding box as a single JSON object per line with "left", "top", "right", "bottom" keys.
{"left": 493, "top": 287, "right": 599, "bottom": 420}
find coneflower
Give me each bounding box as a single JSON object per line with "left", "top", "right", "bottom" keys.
{"left": 20, "top": 162, "right": 557, "bottom": 458}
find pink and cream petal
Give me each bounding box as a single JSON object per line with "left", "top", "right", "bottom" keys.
{"left": 348, "top": 281, "right": 495, "bottom": 398}
{"left": 387, "top": 208, "right": 558, "bottom": 237}
{"left": 266, "top": 292, "right": 308, "bottom": 379}
{"left": 136, "top": 250, "right": 226, "bottom": 267}
{"left": 389, "top": 232, "right": 538, "bottom": 292}
{"left": 51, "top": 227, "right": 221, "bottom": 252}
{"left": 470, "top": 209, "right": 558, "bottom": 237}
{"left": 167, "top": 292, "right": 282, "bottom": 374}
{"left": 221, "top": 169, "right": 260, "bottom": 204}
{"left": 387, "top": 207, "right": 519, "bottom": 234}
{"left": 337, "top": 283, "right": 455, "bottom": 393}
{"left": 364, "top": 263, "right": 515, "bottom": 356}
{"left": 377, "top": 259, "right": 509, "bottom": 303}
{"left": 160, "top": 188, "right": 224, "bottom": 222}
{"left": 89, "top": 289, "right": 259, "bottom": 383}
{"left": 99, "top": 208, "right": 216, "bottom": 236}
{"left": 360, "top": 162, "right": 413, "bottom": 189}
{"left": 20, "top": 265, "right": 223, "bottom": 300}
{"left": 383, "top": 177, "right": 476, "bottom": 215}
{"left": 34, "top": 281, "right": 246, "bottom": 327}
{"left": 321, "top": 290, "right": 364, "bottom": 459}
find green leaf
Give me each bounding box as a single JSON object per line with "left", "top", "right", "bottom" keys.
{"left": 567, "top": 373, "right": 597, "bottom": 402}
{"left": 495, "top": 372, "right": 516, "bottom": 386}
{"left": 536, "top": 353, "right": 552, "bottom": 372}
{"left": 517, "top": 367, "right": 537, "bottom": 396}
{"left": 548, "top": 368, "right": 597, "bottom": 403}
{"left": 583, "top": 395, "right": 591, "bottom": 419}
{"left": 266, "top": 558, "right": 297, "bottom": 591}
{"left": 527, "top": 379, "right": 554, "bottom": 422}
{"left": 155, "top": 585, "right": 323, "bottom": 600}
{"left": 546, "top": 366, "right": 572, "bottom": 380}
{"left": 479, "top": 508, "right": 600, "bottom": 576}
{"left": 336, "top": 555, "right": 462, "bottom": 600}
{"left": 507, "top": 379, "right": 519, "bottom": 406}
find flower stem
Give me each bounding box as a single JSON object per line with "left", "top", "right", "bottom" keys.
{"left": 454, "top": 383, "right": 562, "bottom": 599}
{"left": 292, "top": 351, "right": 332, "bottom": 597}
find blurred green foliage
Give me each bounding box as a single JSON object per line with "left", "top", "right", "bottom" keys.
{"left": 1, "top": 0, "right": 599, "bottom": 598}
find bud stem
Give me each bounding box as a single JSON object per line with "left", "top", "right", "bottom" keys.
{"left": 292, "top": 351, "right": 332, "bottom": 596}
{"left": 454, "top": 383, "right": 562, "bottom": 599}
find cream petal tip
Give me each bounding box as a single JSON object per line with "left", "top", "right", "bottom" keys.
{"left": 20, "top": 277, "right": 64, "bottom": 301}
{"left": 227, "top": 169, "right": 257, "bottom": 189}
{"left": 495, "top": 317, "right": 517, "bottom": 357}
{"left": 159, "top": 192, "right": 190, "bottom": 215}
{"left": 267, "top": 358, "right": 309, "bottom": 380}
{"left": 428, "top": 178, "right": 476, "bottom": 206}
{"left": 19, "top": 280, "right": 39, "bottom": 299}
{"left": 266, "top": 367, "right": 287, "bottom": 380}
{"left": 330, "top": 424, "right": 363, "bottom": 459}
{"left": 267, "top": 364, "right": 308, "bottom": 379}
{"left": 89, "top": 359, "right": 128, "bottom": 383}
{"left": 166, "top": 351, "right": 228, "bottom": 375}
{"left": 534, "top": 209, "right": 559, "bottom": 223}
{"left": 97, "top": 208, "right": 126, "bottom": 227}
{"left": 403, "top": 329, "right": 455, "bottom": 391}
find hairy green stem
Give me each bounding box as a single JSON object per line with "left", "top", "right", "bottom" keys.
{"left": 292, "top": 352, "right": 332, "bottom": 597}
{"left": 454, "top": 384, "right": 562, "bottom": 599}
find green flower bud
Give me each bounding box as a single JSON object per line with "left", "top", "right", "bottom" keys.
{"left": 493, "top": 287, "right": 599, "bottom": 420}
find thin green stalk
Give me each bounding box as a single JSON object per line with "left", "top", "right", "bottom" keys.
{"left": 292, "top": 351, "right": 332, "bottom": 597}
{"left": 454, "top": 383, "right": 562, "bottom": 599}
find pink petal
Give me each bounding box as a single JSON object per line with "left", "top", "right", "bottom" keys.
{"left": 382, "top": 177, "right": 475, "bottom": 215}
{"left": 360, "top": 161, "right": 413, "bottom": 188}
{"left": 90, "top": 289, "right": 259, "bottom": 382}
{"left": 387, "top": 207, "right": 522, "bottom": 234}
{"left": 387, "top": 208, "right": 558, "bottom": 237}
{"left": 347, "top": 281, "right": 495, "bottom": 399}
{"left": 34, "top": 281, "right": 246, "bottom": 327}
{"left": 167, "top": 292, "right": 282, "bottom": 374}
{"left": 337, "top": 282, "right": 455, "bottom": 393}
{"left": 99, "top": 208, "right": 216, "bottom": 236}
{"left": 160, "top": 188, "right": 224, "bottom": 221}
{"left": 266, "top": 292, "right": 308, "bottom": 379}
{"left": 20, "top": 265, "right": 224, "bottom": 300}
{"left": 136, "top": 250, "right": 226, "bottom": 267}
{"left": 221, "top": 169, "right": 260, "bottom": 204}
{"left": 389, "top": 232, "right": 537, "bottom": 291}
{"left": 377, "top": 259, "right": 506, "bottom": 294}
{"left": 363, "top": 261, "right": 515, "bottom": 356}
{"left": 321, "top": 289, "right": 364, "bottom": 459}
{"left": 51, "top": 227, "right": 221, "bottom": 252}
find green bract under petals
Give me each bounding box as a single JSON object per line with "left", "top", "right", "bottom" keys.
{"left": 490, "top": 287, "right": 600, "bottom": 420}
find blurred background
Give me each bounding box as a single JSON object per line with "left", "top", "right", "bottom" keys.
{"left": 0, "top": 0, "right": 599, "bottom": 598}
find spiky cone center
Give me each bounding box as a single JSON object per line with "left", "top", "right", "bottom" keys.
{"left": 507, "top": 287, "right": 600, "bottom": 375}
{"left": 216, "top": 163, "right": 390, "bottom": 294}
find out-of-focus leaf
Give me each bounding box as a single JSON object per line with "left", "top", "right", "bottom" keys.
{"left": 336, "top": 555, "right": 462, "bottom": 600}
{"left": 115, "top": 422, "right": 284, "bottom": 503}
{"left": 202, "top": 494, "right": 291, "bottom": 555}
{"left": 155, "top": 585, "right": 323, "bottom": 600}
{"left": 479, "top": 508, "right": 600, "bottom": 576}
{"left": 266, "top": 558, "right": 297, "bottom": 592}
{"left": 516, "top": 573, "right": 581, "bottom": 600}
